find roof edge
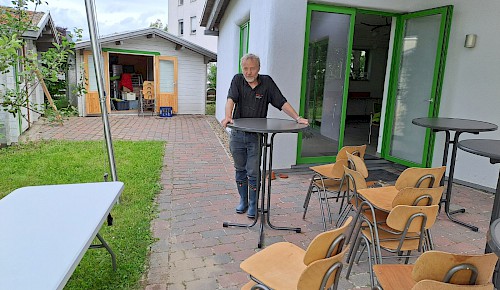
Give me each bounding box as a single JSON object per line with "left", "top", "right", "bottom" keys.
{"left": 75, "top": 27, "right": 216, "bottom": 62}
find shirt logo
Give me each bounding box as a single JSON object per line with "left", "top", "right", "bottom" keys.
{"left": 255, "top": 93, "right": 263, "bottom": 99}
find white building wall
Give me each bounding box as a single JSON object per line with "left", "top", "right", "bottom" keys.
{"left": 76, "top": 36, "right": 208, "bottom": 115}
{"left": 215, "top": 0, "right": 251, "bottom": 123}
{"left": 215, "top": 0, "right": 500, "bottom": 189}
{"left": 421, "top": 0, "right": 500, "bottom": 190}
{"left": 215, "top": 0, "right": 307, "bottom": 169}
{"left": 309, "top": 1, "right": 500, "bottom": 190}
{"left": 168, "top": 0, "right": 218, "bottom": 53}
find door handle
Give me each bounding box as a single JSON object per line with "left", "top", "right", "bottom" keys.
{"left": 426, "top": 99, "right": 434, "bottom": 103}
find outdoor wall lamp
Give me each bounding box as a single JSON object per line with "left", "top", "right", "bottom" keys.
{"left": 464, "top": 34, "right": 477, "bottom": 48}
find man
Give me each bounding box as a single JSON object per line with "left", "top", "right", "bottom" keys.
{"left": 222, "top": 53, "right": 308, "bottom": 218}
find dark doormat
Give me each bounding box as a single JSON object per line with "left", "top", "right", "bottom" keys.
{"left": 367, "top": 169, "right": 400, "bottom": 183}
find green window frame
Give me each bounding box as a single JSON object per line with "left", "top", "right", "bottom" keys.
{"left": 238, "top": 21, "right": 250, "bottom": 72}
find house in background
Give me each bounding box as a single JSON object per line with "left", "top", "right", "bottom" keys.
{"left": 168, "top": 0, "right": 218, "bottom": 53}
{"left": 74, "top": 27, "right": 216, "bottom": 116}
{"left": 0, "top": 9, "right": 59, "bottom": 145}
{"left": 201, "top": 0, "right": 500, "bottom": 192}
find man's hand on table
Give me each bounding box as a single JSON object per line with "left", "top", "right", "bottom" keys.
{"left": 222, "top": 117, "right": 233, "bottom": 128}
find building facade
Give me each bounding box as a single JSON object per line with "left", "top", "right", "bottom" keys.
{"left": 75, "top": 28, "right": 216, "bottom": 116}
{"left": 168, "top": 0, "right": 218, "bottom": 53}
{"left": 201, "top": 0, "right": 500, "bottom": 191}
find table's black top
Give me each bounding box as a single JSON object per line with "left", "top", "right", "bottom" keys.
{"left": 458, "top": 139, "right": 500, "bottom": 164}
{"left": 488, "top": 218, "right": 500, "bottom": 257}
{"left": 228, "top": 118, "right": 308, "bottom": 134}
{"left": 412, "top": 117, "right": 497, "bottom": 133}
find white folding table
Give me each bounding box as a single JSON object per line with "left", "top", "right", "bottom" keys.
{"left": 0, "top": 181, "right": 124, "bottom": 290}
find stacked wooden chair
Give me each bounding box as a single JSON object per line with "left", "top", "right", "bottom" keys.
{"left": 302, "top": 145, "right": 367, "bottom": 231}
{"left": 240, "top": 217, "right": 353, "bottom": 290}
{"left": 139, "top": 81, "right": 155, "bottom": 116}
{"left": 373, "top": 250, "right": 498, "bottom": 289}
{"left": 341, "top": 164, "right": 446, "bottom": 288}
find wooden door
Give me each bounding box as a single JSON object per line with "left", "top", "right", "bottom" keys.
{"left": 84, "top": 50, "right": 110, "bottom": 115}
{"left": 155, "top": 56, "right": 178, "bottom": 113}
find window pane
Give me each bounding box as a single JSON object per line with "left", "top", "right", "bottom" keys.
{"left": 179, "top": 20, "right": 184, "bottom": 36}
{"left": 190, "top": 16, "right": 197, "bottom": 34}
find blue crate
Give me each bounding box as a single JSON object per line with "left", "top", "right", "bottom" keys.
{"left": 159, "top": 106, "right": 173, "bottom": 117}
{"left": 128, "top": 100, "right": 139, "bottom": 110}
{"left": 114, "top": 100, "right": 129, "bottom": 110}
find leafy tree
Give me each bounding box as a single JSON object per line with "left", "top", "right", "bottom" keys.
{"left": 0, "top": 0, "right": 83, "bottom": 123}
{"left": 207, "top": 62, "right": 217, "bottom": 90}
{"left": 149, "top": 19, "right": 168, "bottom": 32}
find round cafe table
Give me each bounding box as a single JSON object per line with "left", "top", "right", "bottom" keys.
{"left": 412, "top": 117, "right": 497, "bottom": 232}
{"left": 224, "top": 118, "right": 308, "bottom": 248}
{"left": 459, "top": 139, "right": 500, "bottom": 288}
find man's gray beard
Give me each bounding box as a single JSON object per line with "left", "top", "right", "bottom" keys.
{"left": 244, "top": 76, "right": 256, "bottom": 83}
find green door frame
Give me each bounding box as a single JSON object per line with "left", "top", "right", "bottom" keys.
{"left": 297, "top": 4, "right": 397, "bottom": 165}
{"left": 380, "top": 6, "right": 453, "bottom": 168}
{"left": 297, "top": 4, "right": 452, "bottom": 168}
{"left": 238, "top": 21, "right": 250, "bottom": 73}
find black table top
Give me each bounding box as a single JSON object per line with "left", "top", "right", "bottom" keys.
{"left": 412, "top": 117, "right": 497, "bottom": 133}
{"left": 228, "top": 118, "right": 308, "bottom": 134}
{"left": 488, "top": 218, "right": 500, "bottom": 257}
{"left": 458, "top": 139, "right": 500, "bottom": 164}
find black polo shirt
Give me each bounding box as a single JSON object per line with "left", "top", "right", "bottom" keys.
{"left": 227, "top": 74, "right": 287, "bottom": 119}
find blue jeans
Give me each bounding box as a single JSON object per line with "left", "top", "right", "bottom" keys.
{"left": 229, "top": 130, "right": 260, "bottom": 189}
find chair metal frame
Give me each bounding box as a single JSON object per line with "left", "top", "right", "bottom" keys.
{"left": 302, "top": 145, "right": 367, "bottom": 231}
{"left": 346, "top": 203, "right": 439, "bottom": 288}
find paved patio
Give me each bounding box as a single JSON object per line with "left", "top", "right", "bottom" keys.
{"left": 21, "top": 115, "right": 495, "bottom": 289}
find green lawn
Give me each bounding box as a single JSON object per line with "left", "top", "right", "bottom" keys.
{"left": 0, "top": 140, "right": 165, "bottom": 289}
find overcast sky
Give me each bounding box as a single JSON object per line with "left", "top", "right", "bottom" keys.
{"left": 0, "top": 0, "right": 169, "bottom": 40}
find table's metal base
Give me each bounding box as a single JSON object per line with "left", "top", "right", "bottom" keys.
{"left": 88, "top": 233, "right": 117, "bottom": 271}
{"left": 439, "top": 130, "right": 479, "bottom": 232}
{"left": 223, "top": 132, "right": 301, "bottom": 248}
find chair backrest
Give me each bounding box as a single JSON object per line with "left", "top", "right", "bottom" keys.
{"left": 303, "top": 216, "right": 352, "bottom": 265}
{"left": 411, "top": 251, "right": 498, "bottom": 286}
{"left": 346, "top": 152, "right": 368, "bottom": 178}
{"left": 298, "top": 247, "right": 349, "bottom": 290}
{"left": 142, "top": 81, "right": 155, "bottom": 100}
{"left": 337, "top": 145, "right": 367, "bottom": 160}
{"left": 343, "top": 166, "right": 368, "bottom": 192}
{"left": 386, "top": 205, "right": 439, "bottom": 232}
{"left": 395, "top": 166, "right": 446, "bottom": 190}
{"left": 391, "top": 186, "right": 445, "bottom": 207}
{"left": 329, "top": 158, "right": 349, "bottom": 179}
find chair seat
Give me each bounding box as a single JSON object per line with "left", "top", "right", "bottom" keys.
{"left": 240, "top": 242, "right": 306, "bottom": 289}
{"left": 373, "top": 264, "right": 415, "bottom": 290}
{"left": 358, "top": 186, "right": 399, "bottom": 212}
{"left": 310, "top": 164, "right": 343, "bottom": 180}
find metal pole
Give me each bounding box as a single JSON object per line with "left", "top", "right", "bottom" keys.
{"left": 83, "top": 0, "right": 118, "bottom": 181}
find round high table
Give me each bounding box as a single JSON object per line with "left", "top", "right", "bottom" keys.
{"left": 223, "top": 118, "right": 308, "bottom": 248}
{"left": 458, "top": 139, "right": 500, "bottom": 288}
{"left": 412, "top": 117, "right": 498, "bottom": 232}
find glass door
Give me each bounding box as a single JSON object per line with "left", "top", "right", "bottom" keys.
{"left": 382, "top": 6, "right": 452, "bottom": 167}
{"left": 155, "top": 56, "right": 178, "bottom": 113}
{"left": 298, "top": 5, "right": 355, "bottom": 164}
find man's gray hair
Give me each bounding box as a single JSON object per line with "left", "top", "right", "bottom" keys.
{"left": 240, "top": 53, "right": 260, "bottom": 68}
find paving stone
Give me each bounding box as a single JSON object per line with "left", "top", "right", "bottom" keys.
{"left": 22, "top": 115, "right": 496, "bottom": 290}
